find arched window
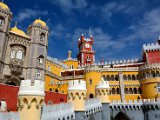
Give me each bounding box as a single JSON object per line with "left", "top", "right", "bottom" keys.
{"left": 89, "top": 79, "right": 92, "bottom": 85}
{"left": 128, "top": 75, "right": 131, "bottom": 80}
{"left": 112, "top": 88, "right": 116, "bottom": 94}
{"left": 132, "top": 75, "right": 136, "bottom": 81}
{"left": 47, "top": 100, "right": 53, "bottom": 105}
{"left": 115, "top": 75, "right": 118, "bottom": 81}
{"left": 89, "top": 94, "right": 94, "bottom": 98}
{"left": 111, "top": 75, "right": 115, "bottom": 81}
{"left": 70, "top": 65, "right": 74, "bottom": 69}
{"left": 125, "top": 88, "right": 128, "bottom": 94}
{"left": 36, "top": 71, "right": 41, "bottom": 78}
{"left": 107, "top": 75, "right": 110, "bottom": 81}
{"left": 157, "top": 83, "right": 160, "bottom": 93}
{"left": 40, "top": 33, "right": 45, "bottom": 41}
{"left": 0, "top": 17, "right": 4, "bottom": 27}
{"left": 123, "top": 75, "right": 127, "bottom": 81}
{"left": 16, "top": 50, "right": 23, "bottom": 59}
{"left": 10, "top": 50, "right": 16, "bottom": 58}
{"left": 38, "top": 55, "right": 44, "bottom": 64}
{"left": 47, "top": 66, "right": 51, "bottom": 71}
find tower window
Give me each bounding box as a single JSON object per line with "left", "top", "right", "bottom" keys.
{"left": 157, "top": 83, "right": 160, "bottom": 93}
{"left": 47, "top": 66, "right": 51, "bottom": 71}
{"left": 10, "top": 50, "right": 16, "bottom": 58}
{"left": 38, "top": 55, "right": 44, "bottom": 64}
{"left": 16, "top": 50, "right": 23, "bottom": 60}
{"left": 40, "top": 33, "right": 45, "bottom": 41}
{"left": 0, "top": 17, "right": 4, "bottom": 26}
{"left": 36, "top": 71, "right": 41, "bottom": 78}
{"left": 89, "top": 79, "right": 92, "bottom": 85}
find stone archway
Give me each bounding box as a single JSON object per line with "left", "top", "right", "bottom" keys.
{"left": 115, "top": 111, "right": 131, "bottom": 120}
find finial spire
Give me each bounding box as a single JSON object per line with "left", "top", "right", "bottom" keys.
{"left": 14, "top": 22, "right": 18, "bottom": 27}
{"left": 39, "top": 17, "right": 41, "bottom": 20}
{"left": 1, "top": 0, "right": 4, "bottom": 3}
{"left": 89, "top": 27, "right": 92, "bottom": 37}
{"left": 159, "top": 35, "right": 160, "bottom": 40}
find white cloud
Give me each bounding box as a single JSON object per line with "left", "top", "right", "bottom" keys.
{"left": 51, "top": 0, "right": 87, "bottom": 14}
{"left": 14, "top": 9, "right": 48, "bottom": 22}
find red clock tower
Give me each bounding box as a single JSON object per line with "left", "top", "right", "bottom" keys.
{"left": 77, "top": 34, "right": 95, "bottom": 66}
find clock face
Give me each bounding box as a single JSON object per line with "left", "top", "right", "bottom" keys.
{"left": 85, "top": 43, "right": 90, "bottom": 48}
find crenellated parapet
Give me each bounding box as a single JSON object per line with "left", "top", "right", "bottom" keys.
{"left": 139, "top": 63, "right": 160, "bottom": 71}
{"left": 47, "top": 56, "right": 68, "bottom": 69}
{"left": 18, "top": 79, "right": 45, "bottom": 96}
{"left": 85, "top": 66, "right": 101, "bottom": 73}
{"left": 84, "top": 98, "right": 102, "bottom": 116}
{"left": 41, "top": 102, "right": 75, "bottom": 120}
{"left": 68, "top": 80, "right": 86, "bottom": 91}
{"left": 67, "top": 80, "right": 87, "bottom": 111}
{"left": 143, "top": 42, "right": 160, "bottom": 52}
{"left": 110, "top": 98, "right": 160, "bottom": 110}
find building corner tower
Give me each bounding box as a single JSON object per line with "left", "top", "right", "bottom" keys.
{"left": 26, "top": 19, "right": 49, "bottom": 83}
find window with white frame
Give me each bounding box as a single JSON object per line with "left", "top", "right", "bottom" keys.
{"left": 40, "top": 33, "right": 45, "bottom": 41}
{"left": 16, "top": 50, "right": 23, "bottom": 59}
{"left": 10, "top": 50, "right": 16, "bottom": 58}
{"left": 157, "top": 83, "right": 160, "bottom": 93}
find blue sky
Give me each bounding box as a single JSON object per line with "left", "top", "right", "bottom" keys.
{"left": 6, "top": 0, "right": 160, "bottom": 62}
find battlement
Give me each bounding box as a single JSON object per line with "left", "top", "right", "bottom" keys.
{"left": 85, "top": 98, "right": 102, "bottom": 115}
{"left": 18, "top": 80, "right": 45, "bottom": 96}
{"left": 68, "top": 80, "right": 86, "bottom": 91}
{"left": 96, "top": 77, "right": 109, "bottom": 89}
{"left": 41, "top": 102, "right": 75, "bottom": 120}
{"left": 143, "top": 42, "right": 160, "bottom": 52}
{"left": 47, "top": 56, "right": 68, "bottom": 69}
{"left": 139, "top": 63, "right": 160, "bottom": 71}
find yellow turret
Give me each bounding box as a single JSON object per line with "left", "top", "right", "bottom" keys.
{"left": 96, "top": 76, "right": 110, "bottom": 103}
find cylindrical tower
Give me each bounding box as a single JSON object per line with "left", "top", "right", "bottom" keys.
{"left": 140, "top": 64, "right": 160, "bottom": 99}
{"left": 85, "top": 66, "right": 101, "bottom": 98}
{"left": 96, "top": 76, "right": 110, "bottom": 103}
{"left": 67, "top": 80, "right": 87, "bottom": 111}
{"left": 18, "top": 80, "right": 45, "bottom": 120}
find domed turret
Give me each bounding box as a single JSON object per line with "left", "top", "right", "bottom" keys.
{"left": 33, "top": 18, "right": 47, "bottom": 27}
{"left": 0, "top": 2, "right": 10, "bottom": 11}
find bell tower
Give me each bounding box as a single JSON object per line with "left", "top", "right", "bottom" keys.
{"left": 77, "top": 34, "right": 95, "bottom": 66}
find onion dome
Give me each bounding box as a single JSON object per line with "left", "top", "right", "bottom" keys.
{"left": 33, "top": 18, "right": 47, "bottom": 27}
{"left": 10, "top": 25, "right": 30, "bottom": 38}
{"left": 0, "top": 2, "right": 10, "bottom": 11}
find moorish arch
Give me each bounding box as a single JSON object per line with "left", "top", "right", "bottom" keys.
{"left": 115, "top": 111, "right": 131, "bottom": 120}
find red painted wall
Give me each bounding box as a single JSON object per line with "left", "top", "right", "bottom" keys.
{"left": 147, "top": 51, "right": 160, "bottom": 64}
{"left": 0, "top": 84, "right": 19, "bottom": 111}
{"left": 0, "top": 84, "right": 67, "bottom": 111}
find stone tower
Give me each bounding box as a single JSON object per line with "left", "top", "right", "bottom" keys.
{"left": 77, "top": 34, "right": 95, "bottom": 66}
{"left": 67, "top": 80, "right": 87, "bottom": 111}
{"left": 0, "top": 2, "right": 12, "bottom": 81}
{"left": 26, "top": 19, "right": 49, "bottom": 83}
{"left": 18, "top": 79, "right": 45, "bottom": 120}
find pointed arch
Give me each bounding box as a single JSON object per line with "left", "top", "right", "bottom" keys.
{"left": 115, "top": 111, "right": 131, "bottom": 120}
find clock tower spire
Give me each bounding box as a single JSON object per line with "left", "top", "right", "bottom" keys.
{"left": 77, "top": 34, "right": 95, "bottom": 66}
